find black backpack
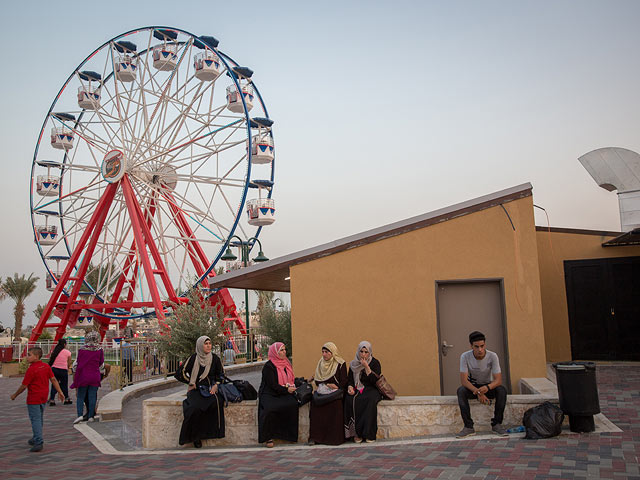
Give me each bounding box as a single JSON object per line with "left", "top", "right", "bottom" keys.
{"left": 218, "top": 375, "right": 243, "bottom": 406}
{"left": 232, "top": 379, "right": 258, "bottom": 400}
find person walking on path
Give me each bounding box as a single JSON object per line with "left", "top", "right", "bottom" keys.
{"left": 10, "top": 347, "right": 65, "bottom": 452}
{"left": 121, "top": 339, "right": 135, "bottom": 385}
{"left": 71, "top": 331, "right": 104, "bottom": 423}
{"left": 456, "top": 331, "right": 508, "bottom": 438}
{"left": 48, "top": 339, "right": 73, "bottom": 405}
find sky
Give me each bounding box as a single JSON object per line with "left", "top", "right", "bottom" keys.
{"left": 1, "top": 0, "right": 639, "bottom": 330}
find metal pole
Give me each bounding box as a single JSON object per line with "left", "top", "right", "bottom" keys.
{"left": 242, "top": 243, "right": 251, "bottom": 362}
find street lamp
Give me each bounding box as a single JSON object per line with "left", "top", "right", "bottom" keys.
{"left": 220, "top": 236, "right": 269, "bottom": 361}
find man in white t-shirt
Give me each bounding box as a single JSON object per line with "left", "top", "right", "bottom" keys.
{"left": 456, "top": 331, "right": 508, "bottom": 438}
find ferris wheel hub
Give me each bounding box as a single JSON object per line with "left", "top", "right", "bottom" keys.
{"left": 101, "top": 149, "right": 126, "bottom": 183}
{"left": 150, "top": 164, "right": 178, "bottom": 191}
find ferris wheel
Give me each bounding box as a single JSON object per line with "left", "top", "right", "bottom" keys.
{"left": 29, "top": 27, "right": 276, "bottom": 342}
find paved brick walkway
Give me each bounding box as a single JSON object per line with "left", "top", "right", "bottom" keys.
{"left": 2, "top": 365, "right": 639, "bottom": 479}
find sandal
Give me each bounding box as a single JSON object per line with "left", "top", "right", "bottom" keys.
{"left": 265, "top": 440, "right": 274, "bottom": 448}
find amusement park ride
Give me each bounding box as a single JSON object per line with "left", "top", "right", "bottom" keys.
{"left": 29, "top": 27, "right": 276, "bottom": 344}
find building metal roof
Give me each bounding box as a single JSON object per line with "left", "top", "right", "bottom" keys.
{"left": 209, "top": 183, "right": 533, "bottom": 292}
{"left": 602, "top": 227, "right": 640, "bottom": 247}
{"left": 533, "top": 225, "right": 637, "bottom": 247}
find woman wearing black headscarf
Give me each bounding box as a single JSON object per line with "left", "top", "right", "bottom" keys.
{"left": 176, "top": 335, "right": 225, "bottom": 448}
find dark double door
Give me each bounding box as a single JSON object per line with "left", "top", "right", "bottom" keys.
{"left": 564, "top": 256, "right": 640, "bottom": 361}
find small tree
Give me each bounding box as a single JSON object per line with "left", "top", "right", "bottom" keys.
{"left": 1, "top": 273, "right": 40, "bottom": 342}
{"left": 33, "top": 304, "right": 54, "bottom": 340}
{"left": 257, "top": 297, "right": 292, "bottom": 355}
{"left": 154, "top": 287, "right": 226, "bottom": 361}
{"left": 39, "top": 329, "right": 53, "bottom": 340}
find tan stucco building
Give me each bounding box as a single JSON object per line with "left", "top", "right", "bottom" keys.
{"left": 211, "top": 183, "right": 639, "bottom": 396}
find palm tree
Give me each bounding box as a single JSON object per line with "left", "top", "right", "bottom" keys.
{"left": 254, "top": 290, "right": 275, "bottom": 312}
{"left": 1, "top": 273, "right": 40, "bottom": 342}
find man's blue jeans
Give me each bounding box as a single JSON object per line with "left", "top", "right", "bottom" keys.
{"left": 76, "top": 385, "right": 98, "bottom": 418}
{"left": 27, "top": 403, "right": 45, "bottom": 445}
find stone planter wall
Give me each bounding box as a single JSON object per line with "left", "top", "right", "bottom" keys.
{"left": 142, "top": 378, "right": 557, "bottom": 449}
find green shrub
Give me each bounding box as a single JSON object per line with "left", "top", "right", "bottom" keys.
{"left": 154, "top": 288, "right": 225, "bottom": 361}
{"left": 257, "top": 299, "right": 292, "bottom": 355}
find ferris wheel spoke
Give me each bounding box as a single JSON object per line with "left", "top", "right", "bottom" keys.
{"left": 129, "top": 37, "right": 193, "bottom": 163}
{"left": 130, "top": 118, "right": 244, "bottom": 171}
{"left": 77, "top": 87, "right": 124, "bottom": 151}
{"left": 132, "top": 94, "right": 211, "bottom": 166}
{"left": 171, "top": 173, "right": 245, "bottom": 187}
{"left": 140, "top": 82, "right": 212, "bottom": 160}
{"left": 74, "top": 120, "right": 121, "bottom": 160}
{"left": 157, "top": 187, "right": 227, "bottom": 240}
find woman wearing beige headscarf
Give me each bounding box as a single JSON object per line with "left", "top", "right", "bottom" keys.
{"left": 175, "top": 335, "right": 225, "bottom": 448}
{"left": 308, "top": 342, "right": 348, "bottom": 445}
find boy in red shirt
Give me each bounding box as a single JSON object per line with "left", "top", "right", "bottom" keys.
{"left": 10, "top": 347, "right": 64, "bottom": 452}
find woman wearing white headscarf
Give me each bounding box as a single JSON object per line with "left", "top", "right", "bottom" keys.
{"left": 309, "top": 341, "right": 348, "bottom": 445}
{"left": 176, "top": 335, "right": 225, "bottom": 447}
{"left": 343, "top": 340, "right": 383, "bottom": 443}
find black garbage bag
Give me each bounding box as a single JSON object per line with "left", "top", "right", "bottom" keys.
{"left": 523, "top": 401, "right": 564, "bottom": 439}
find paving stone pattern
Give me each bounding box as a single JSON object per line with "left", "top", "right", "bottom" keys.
{"left": 2, "top": 365, "right": 639, "bottom": 479}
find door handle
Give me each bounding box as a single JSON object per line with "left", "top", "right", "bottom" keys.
{"left": 442, "top": 341, "right": 454, "bottom": 356}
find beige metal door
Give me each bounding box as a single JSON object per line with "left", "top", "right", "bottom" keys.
{"left": 436, "top": 281, "right": 509, "bottom": 394}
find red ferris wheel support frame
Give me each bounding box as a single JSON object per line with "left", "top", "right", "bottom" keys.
{"left": 29, "top": 173, "right": 245, "bottom": 346}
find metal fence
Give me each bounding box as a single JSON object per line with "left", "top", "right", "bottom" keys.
{"left": 0, "top": 331, "right": 270, "bottom": 390}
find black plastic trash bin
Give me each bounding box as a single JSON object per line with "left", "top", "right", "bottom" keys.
{"left": 552, "top": 361, "right": 600, "bottom": 433}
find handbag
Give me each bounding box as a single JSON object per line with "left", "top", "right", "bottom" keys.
{"left": 312, "top": 387, "right": 344, "bottom": 407}
{"left": 198, "top": 384, "right": 212, "bottom": 398}
{"left": 294, "top": 381, "right": 313, "bottom": 406}
{"left": 375, "top": 373, "right": 397, "bottom": 400}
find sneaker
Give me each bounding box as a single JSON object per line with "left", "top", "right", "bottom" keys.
{"left": 30, "top": 443, "right": 43, "bottom": 452}
{"left": 87, "top": 417, "right": 99, "bottom": 423}
{"left": 365, "top": 439, "right": 376, "bottom": 443}
{"left": 456, "top": 427, "right": 476, "bottom": 438}
{"left": 49, "top": 401, "right": 56, "bottom": 406}
{"left": 73, "top": 416, "right": 85, "bottom": 424}
{"left": 492, "top": 424, "right": 509, "bottom": 437}
{"left": 63, "top": 399, "right": 73, "bottom": 405}
{"left": 354, "top": 437, "right": 363, "bottom": 443}
{"left": 28, "top": 439, "right": 35, "bottom": 446}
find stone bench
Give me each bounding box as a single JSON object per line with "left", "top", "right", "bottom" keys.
{"left": 97, "top": 361, "right": 265, "bottom": 421}
{"left": 142, "top": 378, "right": 557, "bottom": 449}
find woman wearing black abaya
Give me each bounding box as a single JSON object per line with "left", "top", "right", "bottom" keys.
{"left": 258, "top": 342, "right": 299, "bottom": 447}
{"left": 344, "top": 341, "right": 382, "bottom": 443}
{"left": 309, "top": 342, "right": 347, "bottom": 445}
{"left": 177, "top": 336, "right": 225, "bottom": 448}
